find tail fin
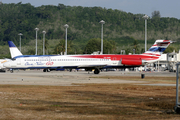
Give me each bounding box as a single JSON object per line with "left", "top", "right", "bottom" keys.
{"left": 143, "top": 39, "right": 173, "bottom": 56}
{"left": 8, "top": 41, "right": 23, "bottom": 58}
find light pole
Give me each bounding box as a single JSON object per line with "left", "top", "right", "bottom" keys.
{"left": 18, "top": 33, "right": 23, "bottom": 52}
{"left": 64, "top": 24, "right": 69, "bottom": 55}
{"left": 99, "top": 20, "right": 105, "bottom": 54}
{"left": 34, "top": 27, "right": 39, "bottom": 55}
{"left": 42, "top": 31, "right": 46, "bottom": 55}
{"left": 142, "top": 15, "right": 149, "bottom": 52}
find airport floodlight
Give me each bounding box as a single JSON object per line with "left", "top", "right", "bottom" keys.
{"left": 64, "top": 24, "right": 69, "bottom": 55}
{"left": 34, "top": 27, "right": 39, "bottom": 55}
{"left": 142, "top": 14, "right": 149, "bottom": 20}
{"left": 99, "top": 20, "right": 105, "bottom": 54}
{"left": 18, "top": 33, "right": 23, "bottom": 52}
{"left": 42, "top": 31, "right": 46, "bottom": 55}
{"left": 142, "top": 15, "right": 149, "bottom": 52}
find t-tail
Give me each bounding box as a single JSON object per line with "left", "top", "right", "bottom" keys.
{"left": 143, "top": 39, "right": 173, "bottom": 56}
{"left": 8, "top": 41, "right": 23, "bottom": 58}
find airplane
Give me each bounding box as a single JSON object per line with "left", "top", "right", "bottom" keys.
{"left": 0, "top": 42, "right": 22, "bottom": 72}
{"left": 3, "top": 39, "right": 173, "bottom": 74}
{"left": 0, "top": 59, "right": 10, "bottom": 72}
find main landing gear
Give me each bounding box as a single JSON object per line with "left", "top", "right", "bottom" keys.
{"left": 43, "top": 69, "right": 51, "bottom": 72}
{"left": 10, "top": 69, "right": 13, "bottom": 73}
{"left": 85, "top": 68, "right": 101, "bottom": 74}
{"left": 94, "top": 68, "right": 100, "bottom": 74}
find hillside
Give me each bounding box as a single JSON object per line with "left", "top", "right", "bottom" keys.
{"left": 0, "top": 2, "right": 180, "bottom": 58}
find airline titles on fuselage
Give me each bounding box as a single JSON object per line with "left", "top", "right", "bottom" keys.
{"left": 25, "top": 62, "right": 45, "bottom": 66}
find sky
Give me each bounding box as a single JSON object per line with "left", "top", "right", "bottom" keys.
{"left": 2, "top": 0, "right": 180, "bottom": 19}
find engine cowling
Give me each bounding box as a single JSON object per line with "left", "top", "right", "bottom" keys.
{"left": 121, "top": 58, "right": 142, "bottom": 66}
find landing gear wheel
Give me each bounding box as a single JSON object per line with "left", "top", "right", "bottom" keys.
{"left": 10, "top": 69, "right": 13, "bottom": 73}
{"left": 174, "top": 106, "right": 180, "bottom": 114}
{"left": 43, "top": 69, "right": 47, "bottom": 72}
{"left": 94, "top": 68, "right": 100, "bottom": 74}
{"left": 47, "top": 69, "right": 51, "bottom": 72}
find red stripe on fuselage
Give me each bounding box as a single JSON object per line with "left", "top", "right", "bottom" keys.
{"left": 142, "top": 53, "right": 161, "bottom": 56}
{"left": 71, "top": 54, "right": 159, "bottom": 61}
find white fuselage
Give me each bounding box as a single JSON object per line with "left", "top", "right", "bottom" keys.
{"left": 3, "top": 55, "right": 121, "bottom": 69}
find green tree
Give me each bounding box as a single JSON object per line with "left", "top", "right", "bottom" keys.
{"left": 53, "top": 39, "right": 72, "bottom": 55}
{"left": 125, "top": 47, "right": 131, "bottom": 54}
{"left": 152, "top": 10, "right": 161, "bottom": 18}
{"left": 84, "top": 38, "right": 117, "bottom": 54}
{"left": 27, "top": 49, "right": 35, "bottom": 55}
{"left": 164, "top": 46, "right": 177, "bottom": 53}
{"left": 45, "top": 39, "right": 49, "bottom": 54}
{"left": 132, "top": 39, "right": 139, "bottom": 54}
{"left": 1, "top": 3, "right": 180, "bottom": 55}
{"left": 140, "top": 48, "right": 145, "bottom": 54}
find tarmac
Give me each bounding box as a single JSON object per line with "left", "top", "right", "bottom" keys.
{"left": 0, "top": 70, "right": 177, "bottom": 86}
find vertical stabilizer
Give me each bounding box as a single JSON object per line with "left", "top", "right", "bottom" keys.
{"left": 143, "top": 40, "right": 172, "bottom": 56}
{"left": 8, "top": 41, "right": 23, "bottom": 58}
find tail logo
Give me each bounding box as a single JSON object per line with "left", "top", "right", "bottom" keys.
{"left": 144, "top": 40, "right": 172, "bottom": 55}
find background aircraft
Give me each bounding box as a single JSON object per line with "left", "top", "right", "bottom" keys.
{"left": 0, "top": 59, "right": 11, "bottom": 72}
{"left": 3, "top": 40, "right": 172, "bottom": 74}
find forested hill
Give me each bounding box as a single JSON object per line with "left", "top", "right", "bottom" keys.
{"left": 0, "top": 2, "right": 180, "bottom": 53}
